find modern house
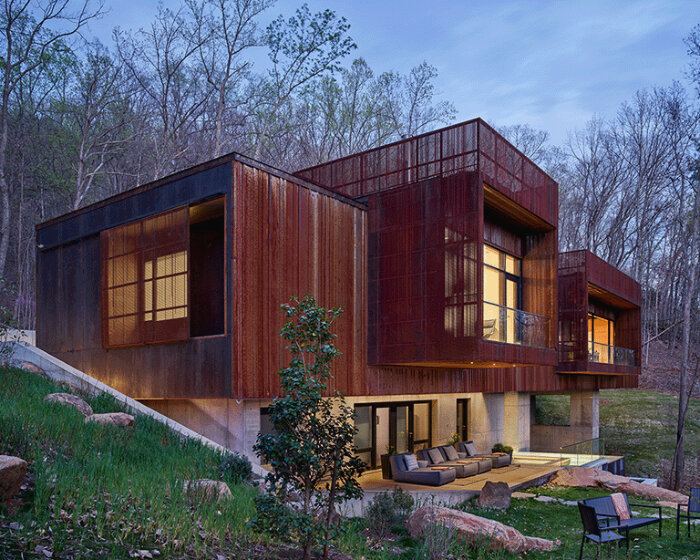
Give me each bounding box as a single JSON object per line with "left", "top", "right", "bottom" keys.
{"left": 35, "top": 119, "right": 641, "bottom": 469}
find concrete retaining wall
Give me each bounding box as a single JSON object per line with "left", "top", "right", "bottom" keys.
{"left": 6, "top": 342, "right": 268, "bottom": 478}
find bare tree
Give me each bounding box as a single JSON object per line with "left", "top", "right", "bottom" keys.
{"left": 251, "top": 3, "right": 355, "bottom": 160}
{"left": 379, "top": 61, "right": 456, "bottom": 138}
{"left": 0, "top": 0, "right": 103, "bottom": 278}
{"left": 188, "top": 0, "right": 273, "bottom": 158}
{"left": 114, "top": 3, "right": 214, "bottom": 179}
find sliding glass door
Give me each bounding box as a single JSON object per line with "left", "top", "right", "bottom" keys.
{"left": 353, "top": 401, "right": 432, "bottom": 469}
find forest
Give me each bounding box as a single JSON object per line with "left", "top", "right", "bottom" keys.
{"left": 1, "top": 0, "right": 699, "bottom": 377}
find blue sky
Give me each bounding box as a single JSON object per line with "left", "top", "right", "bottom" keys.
{"left": 89, "top": 0, "right": 699, "bottom": 145}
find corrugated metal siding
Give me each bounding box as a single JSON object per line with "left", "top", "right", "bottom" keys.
{"left": 231, "top": 161, "right": 366, "bottom": 399}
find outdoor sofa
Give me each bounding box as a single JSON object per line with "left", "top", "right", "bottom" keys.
{"left": 388, "top": 452, "right": 457, "bottom": 486}
{"left": 417, "top": 445, "right": 492, "bottom": 477}
{"left": 582, "top": 493, "right": 662, "bottom": 547}
{"left": 457, "top": 440, "right": 512, "bottom": 468}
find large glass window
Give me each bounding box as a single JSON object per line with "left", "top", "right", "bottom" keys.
{"left": 588, "top": 313, "right": 615, "bottom": 364}
{"left": 101, "top": 198, "right": 225, "bottom": 348}
{"left": 483, "top": 244, "right": 521, "bottom": 344}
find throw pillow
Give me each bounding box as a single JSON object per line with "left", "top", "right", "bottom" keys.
{"left": 610, "top": 493, "right": 630, "bottom": 520}
{"left": 404, "top": 454, "right": 419, "bottom": 471}
{"left": 442, "top": 445, "right": 459, "bottom": 461}
{"left": 428, "top": 448, "right": 444, "bottom": 464}
{"left": 465, "top": 442, "right": 478, "bottom": 456}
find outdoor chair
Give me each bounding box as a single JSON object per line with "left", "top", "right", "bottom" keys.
{"left": 388, "top": 452, "right": 456, "bottom": 486}
{"left": 457, "top": 440, "right": 512, "bottom": 468}
{"left": 583, "top": 493, "right": 662, "bottom": 547}
{"left": 577, "top": 502, "right": 628, "bottom": 559}
{"left": 676, "top": 487, "right": 700, "bottom": 540}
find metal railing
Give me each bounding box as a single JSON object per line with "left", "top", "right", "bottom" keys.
{"left": 560, "top": 437, "right": 606, "bottom": 466}
{"left": 482, "top": 302, "right": 550, "bottom": 348}
{"left": 589, "top": 343, "right": 636, "bottom": 366}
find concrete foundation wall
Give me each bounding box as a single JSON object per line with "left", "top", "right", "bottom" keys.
{"left": 141, "top": 399, "right": 266, "bottom": 463}
{"left": 503, "top": 392, "right": 530, "bottom": 451}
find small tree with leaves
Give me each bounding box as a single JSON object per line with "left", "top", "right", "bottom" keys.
{"left": 253, "top": 295, "right": 365, "bottom": 560}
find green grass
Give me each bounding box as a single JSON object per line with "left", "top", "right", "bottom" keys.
{"left": 600, "top": 389, "right": 700, "bottom": 483}
{"left": 0, "top": 367, "right": 257, "bottom": 559}
{"left": 456, "top": 488, "right": 700, "bottom": 559}
{"left": 3, "top": 368, "right": 699, "bottom": 559}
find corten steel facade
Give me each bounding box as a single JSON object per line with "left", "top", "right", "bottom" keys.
{"left": 557, "top": 250, "right": 641, "bottom": 382}
{"left": 35, "top": 119, "right": 641, "bottom": 461}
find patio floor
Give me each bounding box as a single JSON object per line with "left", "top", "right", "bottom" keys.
{"left": 358, "top": 461, "right": 562, "bottom": 494}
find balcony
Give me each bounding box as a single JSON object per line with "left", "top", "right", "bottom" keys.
{"left": 483, "top": 302, "right": 550, "bottom": 349}
{"left": 588, "top": 343, "right": 636, "bottom": 367}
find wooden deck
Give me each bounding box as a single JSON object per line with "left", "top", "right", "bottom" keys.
{"left": 359, "top": 462, "right": 562, "bottom": 493}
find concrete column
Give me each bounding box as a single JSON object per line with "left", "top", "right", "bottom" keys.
{"left": 570, "top": 390, "right": 600, "bottom": 439}
{"left": 469, "top": 393, "right": 504, "bottom": 452}
{"left": 432, "top": 395, "right": 456, "bottom": 446}
{"left": 503, "top": 391, "right": 531, "bottom": 451}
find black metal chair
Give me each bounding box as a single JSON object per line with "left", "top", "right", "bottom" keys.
{"left": 578, "top": 502, "right": 628, "bottom": 559}
{"left": 583, "top": 493, "right": 662, "bottom": 547}
{"left": 677, "top": 487, "right": 700, "bottom": 540}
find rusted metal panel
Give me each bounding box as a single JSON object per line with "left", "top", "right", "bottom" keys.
{"left": 296, "top": 119, "right": 558, "bottom": 227}
{"left": 557, "top": 250, "right": 641, "bottom": 383}
{"left": 231, "top": 160, "right": 367, "bottom": 399}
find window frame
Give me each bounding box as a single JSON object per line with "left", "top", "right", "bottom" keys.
{"left": 101, "top": 206, "right": 191, "bottom": 349}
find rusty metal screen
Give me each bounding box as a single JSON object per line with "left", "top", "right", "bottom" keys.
{"left": 558, "top": 250, "right": 588, "bottom": 362}
{"left": 368, "top": 172, "right": 481, "bottom": 365}
{"left": 102, "top": 207, "right": 189, "bottom": 347}
{"left": 296, "top": 119, "right": 558, "bottom": 226}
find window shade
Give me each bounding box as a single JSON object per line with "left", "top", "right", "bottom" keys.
{"left": 101, "top": 207, "right": 189, "bottom": 347}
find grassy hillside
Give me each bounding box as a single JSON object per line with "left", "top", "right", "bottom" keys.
{"left": 2, "top": 367, "right": 699, "bottom": 559}
{"left": 0, "top": 367, "right": 257, "bottom": 559}
{"left": 536, "top": 389, "right": 700, "bottom": 486}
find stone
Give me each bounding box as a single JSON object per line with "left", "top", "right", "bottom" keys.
{"left": 0, "top": 455, "right": 27, "bottom": 502}
{"left": 407, "top": 505, "right": 559, "bottom": 553}
{"left": 44, "top": 393, "right": 93, "bottom": 416}
{"left": 19, "top": 361, "right": 45, "bottom": 375}
{"left": 85, "top": 412, "right": 134, "bottom": 427}
{"left": 479, "top": 481, "right": 511, "bottom": 509}
{"left": 550, "top": 467, "right": 689, "bottom": 505}
{"left": 183, "top": 479, "right": 232, "bottom": 501}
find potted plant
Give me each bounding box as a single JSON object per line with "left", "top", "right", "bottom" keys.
{"left": 446, "top": 432, "right": 460, "bottom": 446}
{"left": 380, "top": 445, "right": 396, "bottom": 479}
{"left": 491, "top": 443, "right": 514, "bottom": 457}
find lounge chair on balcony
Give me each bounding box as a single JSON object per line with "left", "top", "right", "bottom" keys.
{"left": 388, "top": 452, "right": 456, "bottom": 486}
{"left": 457, "top": 440, "right": 512, "bottom": 468}
{"left": 582, "top": 493, "right": 662, "bottom": 547}
{"left": 676, "top": 487, "right": 700, "bottom": 539}
{"left": 417, "top": 445, "right": 491, "bottom": 477}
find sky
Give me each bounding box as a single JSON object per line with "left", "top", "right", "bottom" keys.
{"left": 88, "top": 0, "right": 699, "bottom": 146}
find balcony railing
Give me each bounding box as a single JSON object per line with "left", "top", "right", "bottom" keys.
{"left": 589, "top": 342, "right": 636, "bottom": 366}
{"left": 482, "top": 302, "right": 549, "bottom": 348}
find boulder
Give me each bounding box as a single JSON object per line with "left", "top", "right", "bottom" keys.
{"left": 407, "top": 505, "right": 559, "bottom": 553}
{"left": 479, "top": 481, "right": 511, "bottom": 509}
{"left": 0, "top": 455, "right": 27, "bottom": 502}
{"left": 19, "top": 361, "right": 45, "bottom": 375}
{"left": 550, "top": 467, "right": 689, "bottom": 505}
{"left": 85, "top": 412, "right": 134, "bottom": 427}
{"left": 183, "top": 479, "right": 232, "bottom": 501}
{"left": 44, "top": 393, "right": 93, "bottom": 416}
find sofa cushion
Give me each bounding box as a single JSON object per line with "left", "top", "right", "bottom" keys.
{"left": 442, "top": 445, "right": 459, "bottom": 461}
{"left": 464, "top": 442, "right": 478, "bottom": 456}
{"left": 428, "top": 448, "right": 444, "bottom": 464}
{"left": 404, "top": 454, "right": 419, "bottom": 471}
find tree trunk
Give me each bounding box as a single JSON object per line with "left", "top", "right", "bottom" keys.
{"left": 670, "top": 182, "right": 700, "bottom": 490}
